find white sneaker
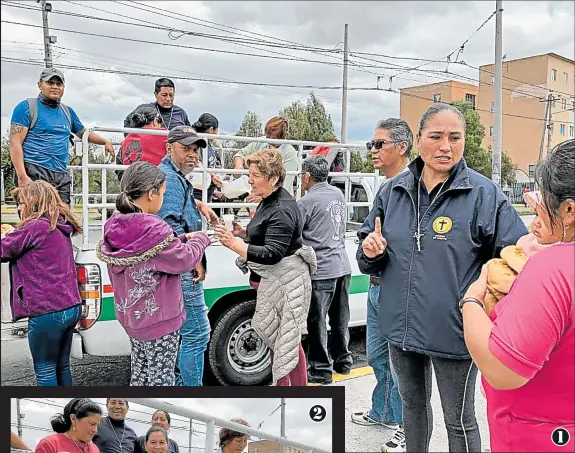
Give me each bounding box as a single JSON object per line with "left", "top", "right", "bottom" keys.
{"left": 351, "top": 410, "right": 399, "bottom": 429}
{"left": 381, "top": 427, "right": 405, "bottom": 452}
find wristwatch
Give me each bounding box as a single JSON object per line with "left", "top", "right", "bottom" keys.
{"left": 459, "top": 297, "right": 485, "bottom": 312}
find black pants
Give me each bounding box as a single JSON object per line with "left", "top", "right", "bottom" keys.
{"left": 305, "top": 274, "right": 353, "bottom": 381}
{"left": 388, "top": 344, "right": 481, "bottom": 452}
{"left": 14, "top": 162, "right": 72, "bottom": 205}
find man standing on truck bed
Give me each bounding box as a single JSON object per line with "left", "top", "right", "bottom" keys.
{"left": 299, "top": 155, "right": 353, "bottom": 385}
{"left": 124, "top": 78, "right": 191, "bottom": 132}
{"left": 9, "top": 68, "right": 115, "bottom": 205}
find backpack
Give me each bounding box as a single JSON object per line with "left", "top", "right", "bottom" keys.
{"left": 27, "top": 97, "right": 72, "bottom": 131}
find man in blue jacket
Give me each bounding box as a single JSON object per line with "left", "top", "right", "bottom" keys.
{"left": 157, "top": 126, "right": 218, "bottom": 386}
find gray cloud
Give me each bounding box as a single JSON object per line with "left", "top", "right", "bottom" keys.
{"left": 1, "top": 1, "right": 573, "bottom": 143}
{"left": 11, "top": 397, "right": 332, "bottom": 451}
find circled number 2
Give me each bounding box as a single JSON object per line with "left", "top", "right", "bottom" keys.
{"left": 309, "top": 405, "right": 326, "bottom": 422}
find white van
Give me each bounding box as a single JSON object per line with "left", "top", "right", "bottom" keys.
{"left": 71, "top": 127, "right": 381, "bottom": 386}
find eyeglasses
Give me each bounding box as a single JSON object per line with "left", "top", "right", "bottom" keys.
{"left": 366, "top": 139, "right": 402, "bottom": 151}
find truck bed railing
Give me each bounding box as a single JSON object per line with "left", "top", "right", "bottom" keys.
{"left": 79, "top": 127, "right": 379, "bottom": 250}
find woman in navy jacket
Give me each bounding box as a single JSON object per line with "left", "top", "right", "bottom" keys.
{"left": 356, "top": 103, "right": 527, "bottom": 452}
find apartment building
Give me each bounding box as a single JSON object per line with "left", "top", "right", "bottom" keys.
{"left": 400, "top": 53, "right": 575, "bottom": 177}
{"left": 248, "top": 440, "right": 306, "bottom": 453}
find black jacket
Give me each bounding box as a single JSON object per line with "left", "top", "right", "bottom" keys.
{"left": 92, "top": 417, "right": 138, "bottom": 453}
{"left": 356, "top": 157, "right": 527, "bottom": 359}
{"left": 246, "top": 187, "right": 303, "bottom": 282}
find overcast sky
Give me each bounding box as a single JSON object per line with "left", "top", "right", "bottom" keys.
{"left": 0, "top": 1, "right": 573, "bottom": 144}
{"left": 11, "top": 397, "right": 332, "bottom": 452}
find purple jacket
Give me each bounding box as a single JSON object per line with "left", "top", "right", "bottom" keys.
{"left": 1, "top": 217, "right": 81, "bottom": 321}
{"left": 97, "top": 212, "right": 211, "bottom": 341}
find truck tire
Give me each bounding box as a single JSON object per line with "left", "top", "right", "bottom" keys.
{"left": 208, "top": 299, "right": 272, "bottom": 386}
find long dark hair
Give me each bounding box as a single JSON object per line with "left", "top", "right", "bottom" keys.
{"left": 116, "top": 161, "right": 166, "bottom": 214}
{"left": 192, "top": 113, "right": 219, "bottom": 133}
{"left": 50, "top": 398, "right": 102, "bottom": 433}
{"left": 536, "top": 138, "right": 575, "bottom": 230}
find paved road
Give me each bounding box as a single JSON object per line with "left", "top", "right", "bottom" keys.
{"left": 338, "top": 371, "right": 491, "bottom": 452}
{"left": 0, "top": 326, "right": 368, "bottom": 386}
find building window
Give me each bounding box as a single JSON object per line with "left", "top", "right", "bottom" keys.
{"left": 563, "top": 72, "right": 568, "bottom": 84}
{"left": 570, "top": 125, "right": 574, "bottom": 138}
{"left": 551, "top": 69, "right": 557, "bottom": 81}
{"left": 560, "top": 124, "right": 565, "bottom": 135}
{"left": 433, "top": 93, "right": 441, "bottom": 103}
{"left": 490, "top": 101, "right": 494, "bottom": 112}
{"left": 490, "top": 126, "right": 494, "bottom": 136}
{"left": 465, "top": 93, "right": 476, "bottom": 109}
{"left": 562, "top": 98, "right": 567, "bottom": 110}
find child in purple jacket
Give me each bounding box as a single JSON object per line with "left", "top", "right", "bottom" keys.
{"left": 1, "top": 180, "right": 83, "bottom": 386}
{"left": 97, "top": 161, "right": 212, "bottom": 386}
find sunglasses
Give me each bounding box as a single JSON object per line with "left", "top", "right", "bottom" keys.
{"left": 366, "top": 139, "right": 402, "bottom": 151}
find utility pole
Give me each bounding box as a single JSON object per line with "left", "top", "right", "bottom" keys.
{"left": 188, "top": 418, "right": 193, "bottom": 453}
{"left": 280, "top": 398, "right": 286, "bottom": 453}
{"left": 538, "top": 93, "right": 552, "bottom": 161}
{"left": 546, "top": 97, "right": 554, "bottom": 157}
{"left": 16, "top": 398, "right": 23, "bottom": 437}
{"left": 40, "top": 0, "right": 55, "bottom": 68}
{"left": 492, "top": 0, "right": 503, "bottom": 186}
{"left": 340, "top": 24, "right": 349, "bottom": 144}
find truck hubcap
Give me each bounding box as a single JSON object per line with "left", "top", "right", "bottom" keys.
{"left": 227, "top": 319, "right": 271, "bottom": 374}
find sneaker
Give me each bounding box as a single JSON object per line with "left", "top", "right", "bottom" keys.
{"left": 308, "top": 376, "right": 333, "bottom": 385}
{"left": 350, "top": 411, "right": 399, "bottom": 429}
{"left": 381, "top": 427, "right": 405, "bottom": 452}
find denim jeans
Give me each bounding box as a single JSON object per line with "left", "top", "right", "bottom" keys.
{"left": 366, "top": 283, "right": 403, "bottom": 425}
{"left": 306, "top": 275, "right": 353, "bottom": 381}
{"left": 27, "top": 304, "right": 82, "bottom": 386}
{"left": 175, "top": 276, "right": 211, "bottom": 386}
{"left": 388, "top": 344, "right": 481, "bottom": 452}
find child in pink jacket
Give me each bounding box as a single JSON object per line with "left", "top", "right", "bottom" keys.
{"left": 97, "top": 161, "right": 212, "bottom": 386}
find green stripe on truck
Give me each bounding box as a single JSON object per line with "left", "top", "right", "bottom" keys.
{"left": 98, "top": 275, "right": 370, "bottom": 321}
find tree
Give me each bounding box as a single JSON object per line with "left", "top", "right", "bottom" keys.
{"left": 236, "top": 111, "right": 263, "bottom": 140}
{"left": 1, "top": 133, "right": 15, "bottom": 200}
{"left": 280, "top": 92, "right": 338, "bottom": 143}
{"left": 451, "top": 100, "right": 515, "bottom": 185}
{"left": 350, "top": 150, "right": 364, "bottom": 172}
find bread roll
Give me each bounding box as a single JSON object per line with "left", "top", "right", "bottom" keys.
{"left": 1, "top": 224, "right": 14, "bottom": 238}
{"left": 501, "top": 245, "right": 529, "bottom": 274}
{"left": 484, "top": 288, "right": 499, "bottom": 316}
{"left": 487, "top": 258, "right": 517, "bottom": 294}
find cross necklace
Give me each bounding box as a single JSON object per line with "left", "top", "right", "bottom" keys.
{"left": 415, "top": 168, "right": 448, "bottom": 252}
{"left": 108, "top": 417, "right": 126, "bottom": 453}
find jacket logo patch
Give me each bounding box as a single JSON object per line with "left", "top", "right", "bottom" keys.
{"left": 432, "top": 216, "right": 453, "bottom": 234}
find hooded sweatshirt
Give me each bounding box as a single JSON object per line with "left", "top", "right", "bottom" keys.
{"left": 1, "top": 217, "right": 81, "bottom": 321}
{"left": 97, "top": 212, "right": 211, "bottom": 341}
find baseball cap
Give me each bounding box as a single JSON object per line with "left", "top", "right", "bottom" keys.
{"left": 168, "top": 126, "right": 207, "bottom": 148}
{"left": 39, "top": 67, "right": 65, "bottom": 83}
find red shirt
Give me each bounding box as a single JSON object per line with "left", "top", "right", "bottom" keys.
{"left": 35, "top": 433, "right": 100, "bottom": 453}
{"left": 120, "top": 125, "right": 168, "bottom": 166}
{"left": 484, "top": 242, "right": 574, "bottom": 452}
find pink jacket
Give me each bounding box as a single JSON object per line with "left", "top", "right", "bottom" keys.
{"left": 97, "top": 212, "right": 210, "bottom": 341}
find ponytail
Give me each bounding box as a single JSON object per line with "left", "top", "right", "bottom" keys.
{"left": 193, "top": 113, "right": 219, "bottom": 133}
{"left": 50, "top": 414, "right": 71, "bottom": 433}
{"left": 116, "top": 191, "right": 142, "bottom": 214}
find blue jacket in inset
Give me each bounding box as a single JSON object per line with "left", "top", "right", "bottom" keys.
{"left": 356, "top": 157, "right": 527, "bottom": 359}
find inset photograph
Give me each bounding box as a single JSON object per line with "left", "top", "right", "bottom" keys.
{"left": 10, "top": 397, "right": 333, "bottom": 453}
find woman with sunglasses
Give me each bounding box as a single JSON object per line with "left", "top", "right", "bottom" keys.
{"left": 357, "top": 103, "right": 527, "bottom": 452}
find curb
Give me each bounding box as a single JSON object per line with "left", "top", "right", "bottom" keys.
{"left": 308, "top": 366, "right": 374, "bottom": 386}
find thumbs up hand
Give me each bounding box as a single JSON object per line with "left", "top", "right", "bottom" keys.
{"left": 362, "top": 216, "right": 387, "bottom": 259}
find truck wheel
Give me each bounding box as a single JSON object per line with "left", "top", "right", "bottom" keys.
{"left": 208, "top": 299, "right": 272, "bottom": 386}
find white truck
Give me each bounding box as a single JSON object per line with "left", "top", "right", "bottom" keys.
{"left": 71, "top": 127, "right": 381, "bottom": 386}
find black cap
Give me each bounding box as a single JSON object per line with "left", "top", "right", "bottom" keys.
{"left": 167, "top": 126, "right": 207, "bottom": 148}
{"left": 39, "top": 67, "right": 65, "bottom": 83}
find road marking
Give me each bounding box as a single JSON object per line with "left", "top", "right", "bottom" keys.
{"left": 307, "top": 366, "right": 374, "bottom": 386}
